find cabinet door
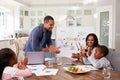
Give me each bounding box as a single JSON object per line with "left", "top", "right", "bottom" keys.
{"left": 96, "top": 6, "right": 113, "bottom": 48}
{"left": 100, "top": 11, "right": 109, "bottom": 47}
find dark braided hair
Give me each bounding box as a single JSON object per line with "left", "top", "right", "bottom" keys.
{"left": 0, "top": 48, "right": 15, "bottom": 79}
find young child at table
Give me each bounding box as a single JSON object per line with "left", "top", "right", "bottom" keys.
{"left": 0, "top": 48, "right": 32, "bottom": 80}
{"left": 82, "top": 45, "right": 113, "bottom": 69}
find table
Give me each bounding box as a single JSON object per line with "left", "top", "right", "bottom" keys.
{"left": 25, "top": 57, "right": 120, "bottom": 80}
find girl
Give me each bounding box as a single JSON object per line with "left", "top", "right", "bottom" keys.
{"left": 72, "top": 33, "right": 99, "bottom": 60}
{"left": 0, "top": 48, "right": 32, "bottom": 80}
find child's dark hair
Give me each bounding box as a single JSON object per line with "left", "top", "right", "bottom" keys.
{"left": 86, "top": 33, "right": 99, "bottom": 48}
{"left": 0, "top": 48, "right": 15, "bottom": 79}
{"left": 97, "top": 45, "right": 109, "bottom": 57}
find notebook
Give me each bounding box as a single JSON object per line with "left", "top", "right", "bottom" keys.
{"left": 25, "top": 52, "right": 45, "bottom": 65}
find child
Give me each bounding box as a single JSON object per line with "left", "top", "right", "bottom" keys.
{"left": 0, "top": 48, "right": 32, "bottom": 80}
{"left": 82, "top": 45, "right": 112, "bottom": 69}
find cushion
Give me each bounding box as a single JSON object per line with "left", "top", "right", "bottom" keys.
{"left": 106, "top": 48, "right": 120, "bottom": 71}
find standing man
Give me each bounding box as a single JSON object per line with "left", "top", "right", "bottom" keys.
{"left": 23, "top": 16, "right": 60, "bottom": 53}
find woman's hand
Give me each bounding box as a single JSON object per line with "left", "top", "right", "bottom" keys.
{"left": 87, "top": 47, "right": 92, "bottom": 56}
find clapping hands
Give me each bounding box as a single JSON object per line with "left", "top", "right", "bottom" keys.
{"left": 49, "top": 45, "right": 60, "bottom": 54}
{"left": 18, "top": 57, "right": 28, "bottom": 69}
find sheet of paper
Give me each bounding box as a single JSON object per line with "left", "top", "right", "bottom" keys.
{"left": 35, "top": 69, "right": 58, "bottom": 76}
{"left": 27, "top": 65, "right": 46, "bottom": 74}
{"left": 27, "top": 65, "right": 58, "bottom": 76}
{"left": 76, "top": 65, "right": 98, "bottom": 70}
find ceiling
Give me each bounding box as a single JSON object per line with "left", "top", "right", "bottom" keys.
{"left": 14, "top": 0, "right": 99, "bottom": 7}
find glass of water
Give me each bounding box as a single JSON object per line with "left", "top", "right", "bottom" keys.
{"left": 48, "top": 59, "right": 54, "bottom": 67}
{"left": 56, "top": 57, "right": 62, "bottom": 65}
{"left": 102, "top": 68, "right": 111, "bottom": 79}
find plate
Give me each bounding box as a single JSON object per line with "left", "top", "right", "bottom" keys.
{"left": 63, "top": 65, "right": 91, "bottom": 74}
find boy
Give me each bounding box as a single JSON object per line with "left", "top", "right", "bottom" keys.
{"left": 82, "top": 45, "right": 112, "bottom": 69}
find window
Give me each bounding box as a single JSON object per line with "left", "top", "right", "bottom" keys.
{"left": 0, "top": 6, "right": 14, "bottom": 38}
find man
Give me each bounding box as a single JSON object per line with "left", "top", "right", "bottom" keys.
{"left": 23, "top": 16, "right": 60, "bottom": 53}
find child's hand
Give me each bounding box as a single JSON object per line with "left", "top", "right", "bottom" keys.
{"left": 18, "top": 61, "right": 26, "bottom": 69}
{"left": 72, "top": 53, "right": 79, "bottom": 58}
{"left": 80, "top": 46, "right": 86, "bottom": 57}
{"left": 23, "top": 57, "right": 28, "bottom": 65}
{"left": 17, "top": 57, "right": 28, "bottom": 69}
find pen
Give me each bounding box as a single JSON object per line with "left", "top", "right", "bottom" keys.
{"left": 42, "top": 67, "right": 47, "bottom": 71}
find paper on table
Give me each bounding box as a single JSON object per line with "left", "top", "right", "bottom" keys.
{"left": 35, "top": 69, "right": 58, "bottom": 76}
{"left": 27, "top": 65, "right": 46, "bottom": 73}
{"left": 76, "top": 65, "right": 98, "bottom": 70}
{"left": 27, "top": 65, "right": 58, "bottom": 76}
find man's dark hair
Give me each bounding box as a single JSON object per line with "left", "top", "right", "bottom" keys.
{"left": 44, "top": 16, "right": 54, "bottom": 22}
{"left": 97, "top": 45, "right": 109, "bottom": 57}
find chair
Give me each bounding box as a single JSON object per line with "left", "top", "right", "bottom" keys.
{"left": 106, "top": 48, "right": 120, "bottom": 71}
{"left": 13, "top": 37, "right": 28, "bottom": 61}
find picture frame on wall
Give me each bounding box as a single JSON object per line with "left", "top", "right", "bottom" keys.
{"left": 76, "top": 17, "right": 82, "bottom": 26}
{"left": 67, "top": 19, "right": 74, "bottom": 27}
{"left": 66, "top": 15, "right": 75, "bottom": 27}
{"left": 24, "top": 11, "right": 29, "bottom": 16}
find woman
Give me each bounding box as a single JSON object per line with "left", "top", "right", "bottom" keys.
{"left": 72, "top": 33, "right": 99, "bottom": 60}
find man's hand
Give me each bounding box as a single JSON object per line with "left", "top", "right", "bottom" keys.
{"left": 49, "top": 45, "right": 60, "bottom": 54}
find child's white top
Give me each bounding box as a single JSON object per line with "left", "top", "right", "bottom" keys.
{"left": 2, "top": 66, "right": 32, "bottom": 80}
{"left": 83, "top": 48, "right": 113, "bottom": 69}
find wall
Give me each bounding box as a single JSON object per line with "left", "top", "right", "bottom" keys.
{"left": 95, "top": 0, "right": 120, "bottom": 51}
{"left": 115, "top": 0, "right": 120, "bottom": 51}
{"left": 20, "top": 6, "right": 96, "bottom": 38}
{"left": 96, "top": 0, "right": 113, "bottom": 6}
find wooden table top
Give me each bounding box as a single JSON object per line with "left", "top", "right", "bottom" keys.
{"left": 25, "top": 57, "right": 120, "bottom": 80}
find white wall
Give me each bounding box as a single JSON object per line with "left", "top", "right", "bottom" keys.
{"left": 95, "top": 0, "right": 120, "bottom": 51}
{"left": 20, "top": 6, "right": 96, "bottom": 35}
{"left": 115, "top": 0, "right": 120, "bottom": 51}
{"left": 96, "top": 0, "right": 113, "bottom": 6}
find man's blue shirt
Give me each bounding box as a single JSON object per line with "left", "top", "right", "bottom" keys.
{"left": 23, "top": 24, "right": 52, "bottom": 52}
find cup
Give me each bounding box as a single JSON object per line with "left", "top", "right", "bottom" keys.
{"left": 48, "top": 59, "right": 54, "bottom": 67}
{"left": 56, "top": 57, "right": 62, "bottom": 65}
{"left": 102, "top": 68, "right": 111, "bottom": 79}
